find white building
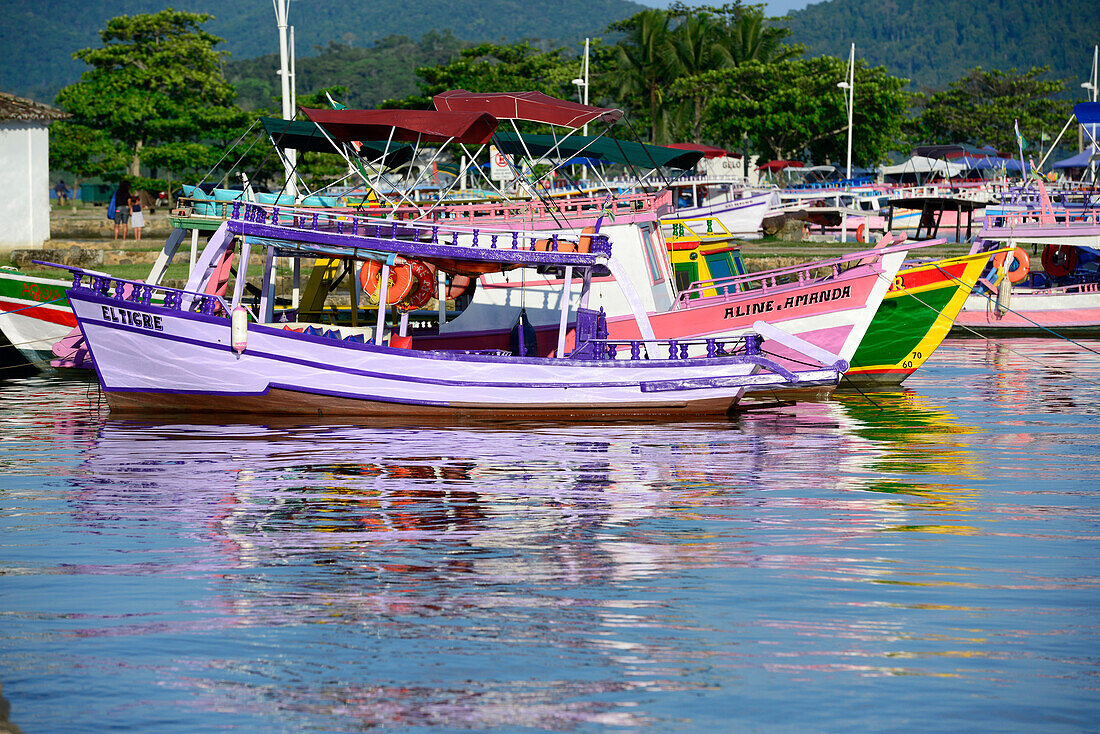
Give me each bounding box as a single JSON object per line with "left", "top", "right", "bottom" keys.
{"left": 0, "top": 92, "right": 67, "bottom": 254}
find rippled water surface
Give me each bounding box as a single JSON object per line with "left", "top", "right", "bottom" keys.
{"left": 2, "top": 338, "right": 1099, "bottom": 732}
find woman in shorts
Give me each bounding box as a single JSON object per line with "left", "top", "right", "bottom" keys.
{"left": 129, "top": 191, "right": 144, "bottom": 241}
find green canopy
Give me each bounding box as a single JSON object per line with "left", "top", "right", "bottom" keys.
{"left": 492, "top": 131, "right": 704, "bottom": 170}
{"left": 260, "top": 117, "right": 413, "bottom": 168}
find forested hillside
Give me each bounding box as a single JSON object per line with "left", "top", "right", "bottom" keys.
{"left": 780, "top": 0, "right": 1097, "bottom": 91}
{"left": 1, "top": 0, "right": 642, "bottom": 103}
{"left": 226, "top": 32, "right": 469, "bottom": 111}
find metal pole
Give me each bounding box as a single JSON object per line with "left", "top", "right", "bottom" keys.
{"left": 839, "top": 43, "right": 854, "bottom": 243}
{"left": 273, "top": 0, "right": 297, "bottom": 198}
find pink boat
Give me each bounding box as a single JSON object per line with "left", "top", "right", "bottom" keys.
{"left": 954, "top": 174, "right": 1100, "bottom": 335}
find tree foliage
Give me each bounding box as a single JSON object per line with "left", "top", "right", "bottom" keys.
{"left": 226, "top": 32, "right": 467, "bottom": 112}
{"left": 48, "top": 121, "right": 129, "bottom": 185}
{"left": 54, "top": 10, "right": 249, "bottom": 178}
{"left": 608, "top": 3, "right": 800, "bottom": 143}
{"left": 910, "top": 67, "right": 1073, "bottom": 153}
{"left": 678, "top": 56, "right": 910, "bottom": 164}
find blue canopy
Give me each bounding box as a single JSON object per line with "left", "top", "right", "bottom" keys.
{"left": 1075, "top": 102, "right": 1100, "bottom": 125}
{"left": 1053, "top": 147, "right": 1100, "bottom": 169}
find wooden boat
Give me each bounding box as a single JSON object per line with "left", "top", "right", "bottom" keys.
{"left": 953, "top": 167, "right": 1100, "bottom": 335}
{"left": 844, "top": 248, "right": 1003, "bottom": 386}
{"left": 48, "top": 203, "right": 846, "bottom": 418}
{"left": 0, "top": 268, "right": 77, "bottom": 366}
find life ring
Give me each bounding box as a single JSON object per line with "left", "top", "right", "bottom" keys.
{"left": 856, "top": 223, "right": 866, "bottom": 243}
{"left": 1041, "top": 244, "right": 1078, "bottom": 279}
{"left": 400, "top": 260, "right": 436, "bottom": 310}
{"left": 360, "top": 260, "right": 414, "bottom": 305}
{"left": 1006, "top": 247, "right": 1030, "bottom": 284}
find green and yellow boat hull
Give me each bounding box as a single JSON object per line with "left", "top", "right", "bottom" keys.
{"left": 845, "top": 249, "right": 1003, "bottom": 387}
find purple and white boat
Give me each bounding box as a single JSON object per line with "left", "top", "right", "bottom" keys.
{"left": 48, "top": 204, "right": 846, "bottom": 419}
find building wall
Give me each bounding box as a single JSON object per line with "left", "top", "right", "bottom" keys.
{"left": 0, "top": 121, "right": 50, "bottom": 253}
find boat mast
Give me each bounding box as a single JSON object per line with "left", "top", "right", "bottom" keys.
{"left": 273, "top": 0, "right": 298, "bottom": 198}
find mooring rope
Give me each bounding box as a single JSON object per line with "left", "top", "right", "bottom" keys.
{"left": 871, "top": 263, "right": 1100, "bottom": 389}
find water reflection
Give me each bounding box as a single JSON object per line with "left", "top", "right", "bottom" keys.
{"left": 2, "top": 345, "right": 1098, "bottom": 732}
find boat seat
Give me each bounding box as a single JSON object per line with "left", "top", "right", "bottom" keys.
{"left": 569, "top": 306, "right": 609, "bottom": 359}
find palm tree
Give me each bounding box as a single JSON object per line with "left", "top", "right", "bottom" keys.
{"left": 615, "top": 9, "right": 675, "bottom": 144}
{"left": 667, "top": 13, "right": 731, "bottom": 142}
{"left": 725, "top": 13, "right": 800, "bottom": 67}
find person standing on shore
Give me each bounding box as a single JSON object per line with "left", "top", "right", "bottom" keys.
{"left": 129, "top": 190, "right": 144, "bottom": 241}
{"left": 112, "top": 181, "right": 130, "bottom": 240}
{"left": 55, "top": 179, "right": 69, "bottom": 206}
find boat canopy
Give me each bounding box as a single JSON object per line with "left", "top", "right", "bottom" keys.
{"left": 757, "top": 160, "right": 804, "bottom": 172}
{"left": 433, "top": 90, "right": 622, "bottom": 128}
{"left": 881, "top": 156, "right": 965, "bottom": 176}
{"left": 1053, "top": 146, "right": 1100, "bottom": 169}
{"left": 1075, "top": 102, "right": 1100, "bottom": 125}
{"left": 492, "top": 131, "right": 704, "bottom": 170}
{"left": 666, "top": 142, "right": 740, "bottom": 159}
{"left": 260, "top": 117, "right": 414, "bottom": 166}
{"left": 914, "top": 144, "right": 995, "bottom": 159}
{"left": 301, "top": 107, "right": 498, "bottom": 145}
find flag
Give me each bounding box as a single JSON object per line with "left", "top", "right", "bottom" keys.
{"left": 1014, "top": 120, "right": 1027, "bottom": 150}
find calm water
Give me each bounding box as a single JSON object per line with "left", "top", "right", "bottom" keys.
{"left": 2, "top": 338, "right": 1099, "bottom": 732}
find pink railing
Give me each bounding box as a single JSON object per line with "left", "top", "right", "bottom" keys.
{"left": 380, "top": 190, "right": 674, "bottom": 224}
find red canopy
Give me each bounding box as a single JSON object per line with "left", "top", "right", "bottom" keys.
{"left": 667, "top": 143, "right": 739, "bottom": 159}
{"left": 301, "top": 107, "right": 498, "bottom": 145}
{"left": 433, "top": 90, "right": 623, "bottom": 129}
{"left": 757, "top": 160, "right": 805, "bottom": 172}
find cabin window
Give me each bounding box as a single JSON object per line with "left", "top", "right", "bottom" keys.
{"left": 703, "top": 252, "right": 735, "bottom": 295}
{"left": 673, "top": 263, "right": 698, "bottom": 296}
{"left": 640, "top": 225, "right": 665, "bottom": 285}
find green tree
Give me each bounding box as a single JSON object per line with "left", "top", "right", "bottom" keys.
{"left": 680, "top": 56, "right": 910, "bottom": 164}
{"left": 55, "top": 10, "right": 248, "bottom": 180}
{"left": 48, "top": 121, "right": 129, "bottom": 207}
{"left": 610, "top": 3, "right": 800, "bottom": 143}
{"left": 386, "top": 42, "right": 579, "bottom": 109}
{"left": 611, "top": 9, "right": 676, "bottom": 144}
{"left": 911, "top": 67, "right": 1073, "bottom": 153}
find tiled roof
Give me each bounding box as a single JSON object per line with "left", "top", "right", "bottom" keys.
{"left": 0, "top": 92, "right": 68, "bottom": 122}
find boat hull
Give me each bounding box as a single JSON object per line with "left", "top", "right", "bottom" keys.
{"left": 69, "top": 287, "right": 837, "bottom": 419}
{"left": 845, "top": 250, "right": 995, "bottom": 386}
{"left": 0, "top": 271, "right": 76, "bottom": 368}
{"left": 952, "top": 283, "right": 1100, "bottom": 335}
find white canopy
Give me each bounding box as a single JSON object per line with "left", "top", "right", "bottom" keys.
{"left": 881, "top": 155, "right": 965, "bottom": 177}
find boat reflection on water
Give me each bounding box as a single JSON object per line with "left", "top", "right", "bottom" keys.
{"left": 62, "top": 395, "right": 984, "bottom": 575}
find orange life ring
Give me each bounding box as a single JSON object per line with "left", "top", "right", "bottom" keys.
{"left": 1006, "top": 247, "right": 1030, "bottom": 284}
{"left": 1041, "top": 244, "right": 1079, "bottom": 279}
{"left": 360, "top": 260, "right": 414, "bottom": 305}
{"left": 856, "top": 223, "right": 866, "bottom": 243}
{"left": 400, "top": 260, "right": 436, "bottom": 310}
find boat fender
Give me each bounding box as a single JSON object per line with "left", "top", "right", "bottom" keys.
{"left": 996, "top": 271, "right": 1012, "bottom": 315}
{"left": 1006, "top": 247, "right": 1030, "bottom": 284}
{"left": 446, "top": 274, "right": 475, "bottom": 301}
{"left": 1041, "top": 244, "right": 1078, "bottom": 279}
{"left": 231, "top": 306, "right": 248, "bottom": 356}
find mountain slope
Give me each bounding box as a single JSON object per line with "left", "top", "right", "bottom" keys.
{"left": 1, "top": 0, "right": 643, "bottom": 103}
{"left": 779, "top": 0, "right": 1098, "bottom": 91}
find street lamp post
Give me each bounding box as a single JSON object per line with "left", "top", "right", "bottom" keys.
{"left": 571, "top": 38, "right": 591, "bottom": 134}
{"left": 1083, "top": 45, "right": 1098, "bottom": 181}
{"left": 836, "top": 43, "right": 855, "bottom": 243}
{"left": 273, "top": 0, "right": 298, "bottom": 198}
